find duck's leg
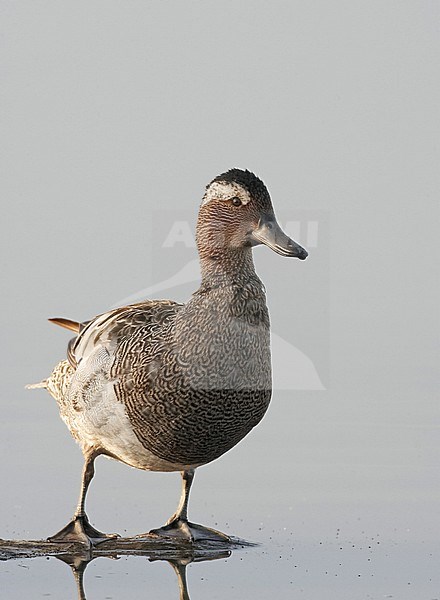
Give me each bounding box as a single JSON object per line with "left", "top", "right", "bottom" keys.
{"left": 48, "top": 447, "right": 119, "bottom": 547}
{"left": 149, "top": 469, "right": 230, "bottom": 542}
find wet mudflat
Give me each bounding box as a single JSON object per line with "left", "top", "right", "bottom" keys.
{"left": 0, "top": 535, "right": 241, "bottom": 599}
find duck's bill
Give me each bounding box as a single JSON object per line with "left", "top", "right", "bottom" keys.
{"left": 251, "top": 217, "right": 308, "bottom": 259}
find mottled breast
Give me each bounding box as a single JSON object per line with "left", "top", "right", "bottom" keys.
{"left": 112, "top": 282, "right": 272, "bottom": 466}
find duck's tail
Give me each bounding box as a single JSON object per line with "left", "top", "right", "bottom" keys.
{"left": 25, "top": 360, "right": 74, "bottom": 403}
{"left": 26, "top": 319, "right": 79, "bottom": 395}
{"left": 25, "top": 380, "right": 48, "bottom": 390}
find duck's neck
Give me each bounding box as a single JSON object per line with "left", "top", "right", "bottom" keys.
{"left": 196, "top": 248, "right": 269, "bottom": 333}
{"left": 199, "top": 247, "right": 259, "bottom": 289}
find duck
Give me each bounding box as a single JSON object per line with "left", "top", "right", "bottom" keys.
{"left": 28, "top": 168, "right": 308, "bottom": 547}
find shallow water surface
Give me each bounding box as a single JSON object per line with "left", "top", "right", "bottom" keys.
{"left": 1, "top": 393, "right": 439, "bottom": 599}
{"left": 1, "top": 528, "right": 438, "bottom": 599}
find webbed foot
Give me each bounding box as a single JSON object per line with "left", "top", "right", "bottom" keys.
{"left": 48, "top": 515, "right": 119, "bottom": 547}
{"left": 148, "top": 518, "right": 230, "bottom": 542}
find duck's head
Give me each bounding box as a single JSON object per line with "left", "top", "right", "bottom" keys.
{"left": 197, "top": 168, "right": 308, "bottom": 261}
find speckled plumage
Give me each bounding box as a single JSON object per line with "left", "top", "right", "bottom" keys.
{"left": 34, "top": 169, "right": 308, "bottom": 544}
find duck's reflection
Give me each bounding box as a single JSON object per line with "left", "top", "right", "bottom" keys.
{"left": 56, "top": 544, "right": 233, "bottom": 600}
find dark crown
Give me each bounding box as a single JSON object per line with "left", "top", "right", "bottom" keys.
{"left": 209, "top": 168, "right": 272, "bottom": 209}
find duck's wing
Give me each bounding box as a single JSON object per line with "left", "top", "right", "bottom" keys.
{"left": 62, "top": 300, "right": 182, "bottom": 456}
{"left": 68, "top": 300, "right": 181, "bottom": 369}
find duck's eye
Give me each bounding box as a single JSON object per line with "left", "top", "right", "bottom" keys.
{"left": 231, "top": 197, "right": 242, "bottom": 207}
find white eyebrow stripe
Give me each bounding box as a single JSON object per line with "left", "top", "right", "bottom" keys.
{"left": 202, "top": 181, "right": 251, "bottom": 206}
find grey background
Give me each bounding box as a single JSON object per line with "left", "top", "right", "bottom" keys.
{"left": 1, "top": 1, "right": 438, "bottom": 598}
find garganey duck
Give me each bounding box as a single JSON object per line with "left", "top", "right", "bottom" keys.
{"left": 29, "top": 169, "right": 308, "bottom": 546}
